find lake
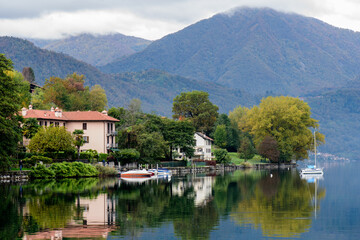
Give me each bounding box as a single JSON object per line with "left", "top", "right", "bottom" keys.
{"left": 1, "top": 160, "right": 359, "bottom": 240}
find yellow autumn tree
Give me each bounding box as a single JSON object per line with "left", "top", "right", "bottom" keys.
{"left": 240, "top": 96, "right": 324, "bottom": 162}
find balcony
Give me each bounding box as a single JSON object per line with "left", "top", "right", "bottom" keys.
{"left": 107, "top": 131, "right": 118, "bottom": 136}
{"left": 107, "top": 143, "right": 118, "bottom": 149}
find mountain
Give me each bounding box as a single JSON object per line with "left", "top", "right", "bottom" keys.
{"left": 100, "top": 7, "right": 360, "bottom": 96}
{"left": 105, "top": 69, "right": 259, "bottom": 116}
{"left": 0, "top": 36, "right": 257, "bottom": 116}
{"left": 30, "top": 33, "right": 151, "bottom": 66}
{"left": 0, "top": 36, "right": 112, "bottom": 86}
{"left": 306, "top": 89, "right": 360, "bottom": 159}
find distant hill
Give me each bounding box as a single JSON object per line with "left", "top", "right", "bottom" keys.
{"left": 30, "top": 33, "right": 151, "bottom": 66}
{"left": 306, "top": 89, "right": 360, "bottom": 159}
{"left": 0, "top": 36, "right": 111, "bottom": 86}
{"left": 101, "top": 7, "right": 360, "bottom": 96}
{"left": 105, "top": 69, "right": 259, "bottom": 116}
{"left": 0, "top": 36, "right": 257, "bottom": 116}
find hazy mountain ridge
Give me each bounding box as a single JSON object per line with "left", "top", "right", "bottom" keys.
{"left": 100, "top": 8, "right": 360, "bottom": 96}
{"left": 29, "top": 33, "right": 151, "bottom": 66}
{"left": 0, "top": 36, "right": 257, "bottom": 116}
{"left": 0, "top": 36, "right": 112, "bottom": 86}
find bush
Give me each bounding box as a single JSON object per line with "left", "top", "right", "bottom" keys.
{"left": 99, "top": 153, "right": 108, "bottom": 161}
{"left": 23, "top": 155, "right": 52, "bottom": 167}
{"left": 29, "top": 164, "right": 55, "bottom": 179}
{"left": 49, "top": 162, "right": 99, "bottom": 178}
{"left": 96, "top": 165, "right": 118, "bottom": 176}
{"left": 213, "top": 148, "right": 231, "bottom": 164}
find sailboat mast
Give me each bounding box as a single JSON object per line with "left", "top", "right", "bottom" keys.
{"left": 314, "top": 131, "right": 317, "bottom": 167}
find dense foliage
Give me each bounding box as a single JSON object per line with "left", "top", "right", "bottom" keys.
{"left": 22, "top": 118, "right": 41, "bottom": 139}
{"left": 28, "top": 126, "right": 75, "bottom": 154}
{"left": 109, "top": 105, "right": 195, "bottom": 162}
{"left": 30, "top": 162, "right": 99, "bottom": 178}
{"left": 213, "top": 148, "right": 231, "bottom": 164}
{"left": 172, "top": 91, "right": 218, "bottom": 134}
{"left": 36, "top": 73, "right": 107, "bottom": 111}
{"left": 0, "top": 54, "right": 24, "bottom": 170}
{"left": 240, "top": 96, "right": 325, "bottom": 162}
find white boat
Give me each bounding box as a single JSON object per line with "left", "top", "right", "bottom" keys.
{"left": 120, "top": 169, "right": 155, "bottom": 178}
{"left": 148, "top": 168, "right": 172, "bottom": 176}
{"left": 301, "top": 131, "right": 323, "bottom": 175}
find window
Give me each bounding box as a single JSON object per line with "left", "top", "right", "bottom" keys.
{"left": 55, "top": 122, "right": 59, "bottom": 127}
{"left": 83, "top": 123, "right": 87, "bottom": 130}
{"left": 107, "top": 123, "right": 110, "bottom": 133}
{"left": 206, "top": 149, "right": 211, "bottom": 153}
{"left": 107, "top": 136, "right": 109, "bottom": 144}
{"left": 83, "top": 136, "right": 89, "bottom": 143}
{"left": 63, "top": 122, "right": 66, "bottom": 127}
{"left": 39, "top": 121, "right": 43, "bottom": 126}
{"left": 50, "top": 121, "right": 53, "bottom": 126}
{"left": 44, "top": 121, "right": 47, "bottom": 127}
{"left": 197, "top": 148, "right": 203, "bottom": 152}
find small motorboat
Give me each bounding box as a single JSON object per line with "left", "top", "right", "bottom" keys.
{"left": 148, "top": 168, "right": 172, "bottom": 176}
{"left": 120, "top": 169, "right": 154, "bottom": 178}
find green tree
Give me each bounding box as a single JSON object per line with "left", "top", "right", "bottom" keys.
{"left": 0, "top": 54, "right": 23, "bottom": 170}
{"left": 40, "top": 73, "right": 108, "bottom": 111}
{"left": 214, "top": 124, "right": 227, "bottom": 148}
{"left": 28, "top": 126, "right": 75, "bottom": 154}
{"left": 89, "top": 84, "right": 108, "bottom": 111}
{"left": 22, "top": 67, "right": 35, "bottom": 83}
{"left": 138, "top": 132, "right": 167, "bottom": 163}
{"left": 172, "top": 91, "right": 219, "bottom": 134}
{"left": 213, "top": 148, "right": 231, "bottom": 164}
{"left": 257, "top": 136, "right": 280, "bottom": 163}
{"left": 162, "top": 118, "right": 195, "bottom": 160}
{"left": 238, "top": 137, "right": 256, "bottom": 160}
{"left": 6, "top": 70, "right": 31, "bottom": 108}
{"left": 22, "top": 118, "right": 41, "bottom": 139}
{"left": 73, "top": 129, "right": 84, "bottom": 160}
{"left": 241, "top": 96, "right": 325, "bottom": 162}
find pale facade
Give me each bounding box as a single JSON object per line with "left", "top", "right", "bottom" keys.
{"left": 175, "top": 132, "right": 214, "bottom": 160}
{"left": 21, "top": 106, "right": 119, "bottom": 153}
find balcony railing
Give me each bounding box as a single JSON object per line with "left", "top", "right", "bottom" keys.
{"left": 107, "top": 143, "right": 118, "bottom": 149}
{"left": 107, "top": 131, "right": 118, "bottom": 136}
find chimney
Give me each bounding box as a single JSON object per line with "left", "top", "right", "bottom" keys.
{"left": 29, "top": 105, "right": 33, "bottom": 110}
{"left": 51, "top": 107, "right": 55, "bottom": 112}
{"left": 55, "top": 109, "right": 62, "bottom": 118}
{"left": 101, "top": 110, "right": 108, "bottom": 115}
{"left": 22, "top": 107, "right": 27, "bottom": 116}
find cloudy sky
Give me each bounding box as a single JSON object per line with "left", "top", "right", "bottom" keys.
{"left": 1, "top": 0, "right": 360, "bottom": 40}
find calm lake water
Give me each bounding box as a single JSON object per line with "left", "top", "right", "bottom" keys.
{"left": 1, "top": 161, "right": 360, "bottom": 240}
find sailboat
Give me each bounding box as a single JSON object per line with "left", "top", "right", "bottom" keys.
{"left": 301, "top": 131, "right": 324, "bottom": 175}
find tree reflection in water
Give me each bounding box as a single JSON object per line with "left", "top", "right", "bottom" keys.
{"left": 0, "top": 170, "right": 325, "bottom": 239}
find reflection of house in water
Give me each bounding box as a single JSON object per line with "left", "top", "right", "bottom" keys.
{"left": 172, "top": 176, "right": 214, "bottom": 206}
{"left": 23, "top": 193, "right": 117, "bottom": 240}
{"left": 73, "top": 193, "right": 116, "bottom": 226}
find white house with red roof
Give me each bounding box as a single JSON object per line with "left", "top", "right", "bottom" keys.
{"left": 21, "top": 105, "right": 119, "bottom": 153}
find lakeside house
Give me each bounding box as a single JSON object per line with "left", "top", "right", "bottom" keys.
{"left": 21, "top": 105, "right": 119, "bottom": 153}
{"left": 175, "top": 132, "right": 214, "bottom": 160}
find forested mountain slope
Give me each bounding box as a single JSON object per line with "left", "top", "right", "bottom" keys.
{"left": 101, "top": 8, "right": 360, "bottom": 96}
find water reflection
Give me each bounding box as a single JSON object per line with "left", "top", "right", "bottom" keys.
{"left": 0, "top": 169, "right": 326, "bottom": 239}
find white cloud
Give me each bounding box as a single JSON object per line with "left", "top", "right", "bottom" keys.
{"left": 0, "top": 0, "right": 360, "bottom": 40}
{"left": 0, "top": 9, "right": 185, "bottom": 40}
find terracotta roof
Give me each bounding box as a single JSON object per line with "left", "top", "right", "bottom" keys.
{"left": 196, "top": 132, "right": 214, "bottom": 141}
{"left": 22, "top": 109, "right": 119, "bottom": 122}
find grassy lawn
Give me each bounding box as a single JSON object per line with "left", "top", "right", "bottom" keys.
{"left": 228, "top": 152, "right": 269, "bottom": 165}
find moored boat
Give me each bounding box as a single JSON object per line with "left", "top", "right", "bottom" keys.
{"left": 120, "top": 169, "right": 154, "bottom": 178}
